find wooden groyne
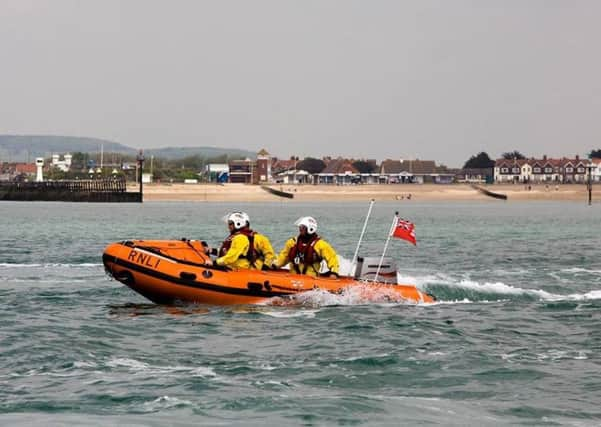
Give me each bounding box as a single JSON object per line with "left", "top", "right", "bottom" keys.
{"left": 470, "top": 184, "right": 508, "bottom": 200}
{"left": 260, "top": 185, "right": 294, "bottom": 199}
{"left": 0, "top": 178, "right": 141, "bottom": 202}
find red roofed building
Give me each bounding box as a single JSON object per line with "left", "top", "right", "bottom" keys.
{"left": 15, "top": 163, "right": 37, "bottom": 175}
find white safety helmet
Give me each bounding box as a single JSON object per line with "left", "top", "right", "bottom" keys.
{"left": 223, "top": 211, "right": 250, "bottom": 230}
{"left": 294, "top": 216, "right": 318, "bottom": 234}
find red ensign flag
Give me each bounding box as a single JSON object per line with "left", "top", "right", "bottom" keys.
{"left": 392, "top": 218, "right": 416, "bottom": 245}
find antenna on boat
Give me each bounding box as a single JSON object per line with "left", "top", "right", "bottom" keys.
{"left": 351, "top": 199, "right": 375, "bottom": 275}
{"left": 374, "top": 212, "right": 399, "bottom": 282}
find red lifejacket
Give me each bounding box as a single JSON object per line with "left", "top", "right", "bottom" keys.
{"left": 288, "top": 234, "right": 321, "bottom": 274}
{"left": 219, "top": 228, "right": 257, "bottom": 265}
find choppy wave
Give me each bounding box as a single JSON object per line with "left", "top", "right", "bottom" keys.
{"left": 403, "top": 271, "right": 601, "bottom": 303}
{"left": 142, "top": 395, "right": 193, "bottom": 412}
{"left": 3, "top": 195, "right": 601, "bottom": 425}
{"left": 565, "top": 290, "right": 601, "bottom": 300}
{"left": 560, "top": 267, "right": 601, "bottom": 274}
{"left": 257, "top": 308, "right": 319, "bottom": 318}
{"left": 106, "top": 358, "right": 217, "bottom": 378}
{"left": 260, "top": 258, "right": 601, "bottom": 307}
{"left": 0, "top": 278, "right": 92, "bottom": 284}
{"left": 258, "top": 255, "right": 601, "bottom": 307}
{"left": 8, "top": 357, "right": 218, "bottom": 380}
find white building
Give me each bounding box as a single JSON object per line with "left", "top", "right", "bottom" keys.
{"left": 274, "top": 169, "right": 310, "bottom": 184}
{"left": 51, "top": 153, "right": 72, "bottom": 172}
{"left": 205, "top": 163, "right": 229, "bottom": 182}
{"left": 591, "top": 158, "right": 601, "bottom": 182}
{"left": 495, "top": 156, "right": 589, "bottom": 183}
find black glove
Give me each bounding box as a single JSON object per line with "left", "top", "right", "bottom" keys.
{"left": 328, "top": 271, "right": 339, "bottom": 278}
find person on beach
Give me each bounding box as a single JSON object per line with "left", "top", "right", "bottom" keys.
{"left": 206, "top": 212, "right": 275, "bottom": 270}
{"left": 273, "top": 216, "right": 340, "bottom": 277}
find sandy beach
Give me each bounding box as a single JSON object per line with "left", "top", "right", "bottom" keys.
{"left": 132, "top": 183, "right": 600, "bottom": 202}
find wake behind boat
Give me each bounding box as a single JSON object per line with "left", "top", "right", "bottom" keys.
{"left": 102, "top": 239, "right": 435, "bottom": 305}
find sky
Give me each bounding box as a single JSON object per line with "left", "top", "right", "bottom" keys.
{"left": 1, "top": 1, "right": 600, "bottom": 167}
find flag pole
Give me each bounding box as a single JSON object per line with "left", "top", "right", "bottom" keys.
{"left": 374, "top": 212, "right": 399, "bottom": 282}
{"left": 351, "top": 199, "right": 375, "bottom": 274}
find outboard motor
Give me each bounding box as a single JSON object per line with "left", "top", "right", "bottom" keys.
{"left": 354, "top": 256, "right": 398, "bottom": 284}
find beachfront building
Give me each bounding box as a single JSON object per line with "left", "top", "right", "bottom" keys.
{"left": 228, "top": 159, "right": 253, "bottom": 183}
{"left": 379, "top": 159, "right": 453, "bottom": 184}
{"left": 204, "top": 163, "right": 229, "bottom": 183}
{"left": 563, "top": 158, "right": 589, "bottom": 183}
{"left": 359, "top": 173, "right": 384, "bottom": 184}
{"left": 495, "top": 159, "right": 525, "bottom": 183}
{"left": 254, "top": 149, "right": 272, "bottom": 183}
{"left": 274, "top": 169, "right": 310, "bottom": 184}
{"left": 314, "top": 158, "right": 360, "bottom": 185}
{"left": 591, "top": 158, "right": 601, "bottom": 182}
{"left": 0, "top": 162, "right": 37, "bottom": 181}
{"left": 304, "top": 157, "right": 453, "bottom": 185}
{"left": 456, "top": 168, "right": 494, "bottom": 184}
{"left": 271, "top": 158, "right": 297, "bottom": 175}
{"left": 494, "top": 156, "right": 590, "bottom": 183}
{"left": 225, "top": 149, "right": 274, "bottom": 184}
{"left": 529, "top": 158, "right": 561, "bottom": 182}
{"left": 493, "top": 159, "right": 532, "bottom": 183}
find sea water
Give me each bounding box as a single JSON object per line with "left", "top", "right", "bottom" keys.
{"left": 1, "top": 200, "right": 600, "bottom": 426}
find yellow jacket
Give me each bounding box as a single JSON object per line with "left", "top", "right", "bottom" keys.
{"left": 275, "top": 236, "right": 339, "bottom": 277}
{"left": 252, "top": 233, "right": 276, "bottom": 270}
{"left": 216, "top": 232, "right": 275, "bottom": 270}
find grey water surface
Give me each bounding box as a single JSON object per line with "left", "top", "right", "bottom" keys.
{"left": 1, "top": 200, "right": 600, "bottom": 426}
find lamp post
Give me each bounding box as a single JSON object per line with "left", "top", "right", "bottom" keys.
{"left": 137, "top": 150, "right": 145, "bottom": 202}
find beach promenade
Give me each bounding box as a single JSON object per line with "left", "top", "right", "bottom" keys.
{"left": 135, "top": 183, "right": 599, "bottom": 202}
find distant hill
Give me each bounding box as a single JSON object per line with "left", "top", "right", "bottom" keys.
{"left": 0, "top": 135, "right": 134, "bottom": 162}
{"left": 0, "top": 135, "right": 257, "bottom": 162}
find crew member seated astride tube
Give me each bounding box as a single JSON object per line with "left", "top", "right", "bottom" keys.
{"left": 205, "top": 212, "right": 275, "bottom": 271}
{"left": 273, "top": 216, "right": 339, "bottom": 277}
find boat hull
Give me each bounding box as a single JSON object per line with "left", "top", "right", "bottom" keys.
{"left": 102, "top": 240, "right": 434, "bottom": 305}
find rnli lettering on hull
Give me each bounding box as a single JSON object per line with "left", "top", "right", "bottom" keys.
{"left": 127, "top": 250, "right": 161, "bottom": 269}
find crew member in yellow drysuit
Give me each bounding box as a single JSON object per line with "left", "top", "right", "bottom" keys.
{"left": 209, "top": 212, "right": 275, "bottom": 270}
{"left": 274, "top": 216, "right": 339, "bottom": 277}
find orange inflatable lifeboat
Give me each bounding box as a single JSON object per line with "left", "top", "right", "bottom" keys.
{"left": 102, "top": 239, "right": 435, "bottom": 305}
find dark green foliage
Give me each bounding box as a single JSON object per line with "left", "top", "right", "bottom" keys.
{"left": 144, "top": 147, "right": 254, "bottom": 160}
{"left": 352, "top": 160, "right": 376, "bottom": 173}
{"left": 70, "top": 152, "right": 89, "bottom": 169}
{"left": 589, "top": 149, "right": 601, "bottom": 158}
{"left": 463, "top": 152, "right": 495, "bottom": 169}
{"left": 173, "top": 169, "right": 200, "bottom": 181}
{"left": 502, "top": 151, "right": 526, "bottom": 160}
{"left": 296, "top": 157, "right": 326, "bottom": 174}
